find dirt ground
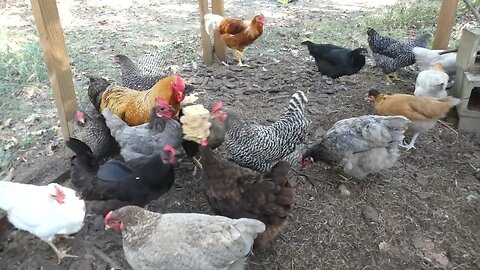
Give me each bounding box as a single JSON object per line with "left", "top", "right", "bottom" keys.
{"left": 1, "top": 0, "right": 480, "bottom": 269}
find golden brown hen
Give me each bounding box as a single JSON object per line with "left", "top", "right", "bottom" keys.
{"left": 367, "top": 89, "right": 460, "bottom": 150}
{"left": 198, "top": 145, "right": 294, "bottom": 249}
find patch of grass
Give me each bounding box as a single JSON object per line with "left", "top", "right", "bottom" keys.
{"left": 307, "top": 0, "right": 477, "bottom": 49}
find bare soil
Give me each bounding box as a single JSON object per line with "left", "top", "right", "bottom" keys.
{"left": 1, "top": 0, "right": 480, "bottom": 270}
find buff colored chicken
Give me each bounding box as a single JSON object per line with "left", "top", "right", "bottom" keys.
{"left": 367, "top": 89, "right": 460, "bottom": 150}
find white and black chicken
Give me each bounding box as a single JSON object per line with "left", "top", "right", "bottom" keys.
{"left": 0, "top": 180, "right": 85, "bottom": 263}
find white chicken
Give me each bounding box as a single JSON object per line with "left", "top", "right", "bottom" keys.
{"left": 0, "top": 181, "right": 86, "bottom": 264}
{"left": 104, "top": 205, "right": 266, "bottom": 270}
{"left": 412, "top": 47, "right": 457, "bottom": 75}
{"left": 301, "top": 115, "right": 410, "bottom": 179}
{"left": 414, "top": 63, "right": 449, "bottom": 98}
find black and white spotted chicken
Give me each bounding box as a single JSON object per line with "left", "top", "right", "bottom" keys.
{"left": 114, "top": 54, "right": 165, "bottom": 91}
{"left": 223, "top": 90, "right": 309, "bottom": 173}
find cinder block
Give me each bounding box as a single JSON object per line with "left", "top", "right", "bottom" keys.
{"left": 457, "top": 97, "right": 480, "bottom": 117}
{"left": 457, "top": 28, "right": 480, "bottom": 72}
{"left": 458, "top": 114, "right": 480, "bottom": 133}
{"left": 452, "top": 71, "right": 480, "bottom": 99}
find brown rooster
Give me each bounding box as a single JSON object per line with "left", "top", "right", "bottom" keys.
{"left": 94, "top": 76, "right": 186, "bottom": 126}
{"left": 204, "top": 13, "right": 265, "bottom": 66}
{"left": 198, "top": 145, "right": 294, "bottom": 249}
{"left": 367, "top": 89, "right": 460, "bottom": 150}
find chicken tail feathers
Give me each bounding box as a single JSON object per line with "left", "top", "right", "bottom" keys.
{"left": 87, "top": 76, "right": 111, "bottom": 110}
{"left": 204, "top": 14, "right": 223, "bottom": 39}
{"left": 66, "top": 138, "right": 94, "bottom": 157}
{"left": 447, "top": 96, "right": 461, "bottom": 106}
{"left": 233, "top": 218, "right": 266, "bottom": 236}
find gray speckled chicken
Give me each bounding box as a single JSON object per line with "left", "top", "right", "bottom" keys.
{"left": 301, "top": 115, "right": 410, "bottom": 179}
{"left": 102, "top": 98, "right": 182, "bottom": 161}
{"left": 367, "top": 27, "right": 431, "bottom": 83}
{"left": 224, "top": 91, "right": 309, "bottom": 172}
{"left": 113, "top": 54, "right": 164, "bottom": 91}
{"left": 104, "top": 205, "right": 265, "bottom": 270}
{"left": 72, "top": 105, "right": 119, "bottom": 160}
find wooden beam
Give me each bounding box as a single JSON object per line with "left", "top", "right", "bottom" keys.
{"left": 31, "top": 0, "right": 78, "bottom": 140}
{"left": 199, "top": 0, "right": 213, "bottom": 65}
{"left": 432, "top": 0, "right": 459, "bottom": 49}
{"left": 212, "top": 0, "right": 227, "bottom": 62}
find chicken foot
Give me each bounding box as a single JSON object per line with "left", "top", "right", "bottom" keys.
{"left": 399, "top": 133, "right": 419, "bottom": 151}
{"left": 234, "top": 50, "right": 250, "bottom": 67}
{"left": 47, "top": 240, "right": 78, "bottom": 264}
{"left": 385, "top": 73, "right": 399, "bottom": 84}
{"left": 191, "top": 156, "right": 203, "bottom": 176}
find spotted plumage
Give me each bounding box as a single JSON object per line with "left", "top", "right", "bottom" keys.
{"left": 367, "top": 28, "right": 431, "bottom": 74}
{"left": 224, "top": 90, "right": 309, "bottom": 172}
{"left": 114, "top": 54, "right": 165, "bottom": 90}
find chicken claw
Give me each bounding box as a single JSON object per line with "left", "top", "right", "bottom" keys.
{"left": 384, "top": 74, "right": 394, "bottom": 84}
{"left": 47, "top": 241, "right": 78, "bottom": 264}
{"left": 399, "top": 133, "right": 419, "bottom": 151}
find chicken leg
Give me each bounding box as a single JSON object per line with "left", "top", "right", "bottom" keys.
{"left": 234, "top": 50, "right": 249, "bottom": 67}
{"left": 47, "top": 240, "right": 78, "bottom": 264}
{"left": 191, "top": 156, "right": 203, "bottom": 176}
{"left": 399, "top": 133, "right": 419, "bottom": 151}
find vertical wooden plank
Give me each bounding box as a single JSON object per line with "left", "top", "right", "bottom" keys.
{"left": 212, "top": 0, "right": 226, "bottom": 62}
{"left": 432, "top": 0, "right": 459, "bottom": 49}
{"left": 199, "top": 0, "right": 213, "bottom": 65}
{"left": 31, "top": 0, "right": 77, "bottom": 140}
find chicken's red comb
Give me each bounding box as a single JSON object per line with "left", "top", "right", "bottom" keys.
{"left": 155, "top": 97, "right": 170, "bottom": 107}
{"left": 104, "top": 211, "right": 114, "bottom": 224}
{"left": 163, "top": 145, "right": 175, "bottom": 153}
{"left": 212, "top": 101, "right": 223, "bottom": 113}
{"left": 173, "top": 76, "right": 185, "bottom": 90}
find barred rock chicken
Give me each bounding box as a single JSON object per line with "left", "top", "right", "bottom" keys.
{"left": 87, "top": 76, "right": 111, "bottom": 110}
{"left": 0, "top": 181, "right": 85, "bottom": 264}
{"left": 102, "top": 98, "right": 182, "bottom": 161}
{"left": 367, "top": 89, "right": 461, "bottom": 150}
{"left": 66, "top": 138, "right": 176, "bottom": 208}
{"left": 199, "top": 146, "right": 293, "bottom": 249}
{"left": 412, "top": 47, "right": 457, "bottom": 75}
{"left": 301, "top": 41, "right": 368, "bottom": 89}
{"left": 89, "top": 75, "right": 187, "bottom": 126}
{"left": 224, "top": 91, "right": 309, "bottom": 172}
{"left": 105, "top": 206, "right": 265, "bottom": 270}
{"left": 114, "top": 54, "right": 164, "bottom": 90}
{"left": 367, "top": 27, "right": 431, "bottom": 83}
{"left": 204, "top": 13, "right": 265, "bottom": 66}
{"left": 73, "top": 105, "right": 118, "bottom": 160}
{"left": 301, "top": 115, "right": 410, "bottom": 179}
{"left": 414, "top": 63, "right": 449, "bottom": 98}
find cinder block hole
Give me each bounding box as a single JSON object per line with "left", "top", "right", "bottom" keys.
{"left": 467, "top": 87, "right": 480, "bottom": 111}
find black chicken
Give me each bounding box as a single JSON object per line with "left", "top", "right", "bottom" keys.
{"left": 113, "top": 54, "right": 165, "bottom": 90}
{"left": 366, "top": 27, "right": 431, "bottom": 83}
{"left": 65, "top": 138, "right": 176, "bottom": 211}
{"left": 301, "top": 40, "right": 368, "bottom": 90}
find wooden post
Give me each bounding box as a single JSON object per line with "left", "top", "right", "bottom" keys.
{"left": 432, "top": 0, "right": 459, "bottom": 49}
{"left": 212, "top": 0, "right": 226, "bottom": 62}
{"left": 199, "top": 0, "right": 213, "bottom": 65}
{"left": 31, "top": 0, "right": 77, "bottom": 140}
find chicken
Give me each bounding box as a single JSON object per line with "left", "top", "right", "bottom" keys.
{"left": 95, "top": 75, "right": 187, "bottom": 126}
{"left": 0, "top": 181, "right": 85, "bottom": 264}
{"left": 301, "top": 115, "right": 410, "bottom": 179}
{"left": 179, "top": 102, "right": 228, "bottom": 172}
{"left": 414, "top": 63, "right": 449, "bottom": 98}
{"left": 72, "top": 105, "right": 119, "bottom": 160}
{"left": 224, "top": 91, "right": 309, "bottom": 173}
{"left": 66, "top": 138, "right": 176, "bottom": 208}
{"left": 102, "top": 98, "right": 183, "bottom": 161}
{"left": 204, "top": 13, "right": 265, "bottom": 66}
{"left": 301, "top": 41, "right": 368, "bottom": 89}
{"left": 412, "top": 47, "right": 457, "bottom": 75}
{"left": 113, "top": 54, "right": 164, "bottom": 90}
{"left": 367, "top": 89, "right": 461, "bottom": 150}
{"left": 87, "top": 76, "right": 111, "bottom": 110}
{"left": 367, "top": 27, "right": 431, "bottom": 82}
{"left": 104, "top": 206, "right": 265, "bottom": 270}
{"left": 198, "top": 145, "right": 293, "bottom": 249}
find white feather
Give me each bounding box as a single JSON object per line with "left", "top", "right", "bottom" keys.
{"left": 203, "top": 14, "right": 224, "bottom": 39}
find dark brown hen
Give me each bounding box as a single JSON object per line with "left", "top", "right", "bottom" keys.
{"left": 199, "top": 145, "right": 294, "bottom": 249}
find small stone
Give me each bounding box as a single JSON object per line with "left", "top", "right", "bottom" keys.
{"left": 415, "top": 191, "right": 435, "bottom": 200}
{"left": 338, "top": 184, "right": 351, "bottom": 196}
{"left": 415, "top": 175, "right": 429, "bottom": 186}
{"left": 363, "top": 205, "right": 379, "bottom": 223}
{"left": 314, "top": 126, "right": 326, "bottom": 138}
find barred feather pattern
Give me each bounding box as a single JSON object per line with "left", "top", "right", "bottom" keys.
{"left": 224, "top": 91, "right": 309, "bottom": 173}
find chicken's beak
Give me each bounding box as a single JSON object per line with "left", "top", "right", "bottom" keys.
{"left": 105, "top": 225, "right": 112, "bottom": 231}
